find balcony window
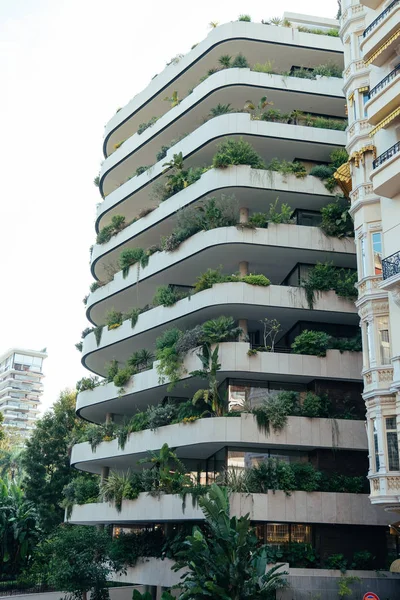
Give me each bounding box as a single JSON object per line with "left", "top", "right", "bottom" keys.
{"left": 362, "top": 91, "right": 369, "bottom": 118}
{"left": 255, "top": 523, "right": 312, "bottom": 544}
{"left": 366, "top": 322, "right": 375, "bottom": 365}
{"left": 386, "top": 417, "right": 399, "bottom": 471}
{"left": 372, "top": 232, "right": 383, "bottom": 275}
{"left": 378, "top": 317, "right": 390, "bottom": 365}
{"left": 374, "top": 420, "right": 380, "bottom": 471}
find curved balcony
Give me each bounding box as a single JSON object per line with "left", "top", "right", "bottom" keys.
{"left": 69, "top": 491, "right": 391, "bottom": 527}
{"left": 103, "top": 21, "right": 343, "bottom": 157}
{"left": 87, "top": 226, "right": 356, "bottom": 326}
{"left": 92, "top": 167, "right": 338, "bottom": 280}
{"left": 71, "top": 414, "right": 367, "bottom": 474}
{"left": 112, "top": 561, "right": 399, "bottom": 590}
{"left": 366, "top": 64, "right": 400, "bottom": 125}
{"left": 102, "top": 69, "right": 344, "bottom": 185}
{"left": 83, "top": 284, "right": 357, "bottom": 375}
{"left": 370, "top": 473, "right": 400, "bottom": 508}
{"left": 371, "top": 141, "right": 400, "bottom": 198}
{"left": 360, "top": 1, "right": 400, "bottom": 67}
{"left": 99, "top": 113, "right": 346, "bottom": 198}
{"left": 76, "top": 342, "right": 362, "bottom": 423}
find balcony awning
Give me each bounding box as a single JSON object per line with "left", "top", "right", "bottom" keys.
{"left": 365, "top": 29, "right": 400, "bottom": 65}
{"left": 334, "top": 162, "right": 352, "bottom": 196}
{"left": 370, "top": 106, "right": 400, "bottom": 136}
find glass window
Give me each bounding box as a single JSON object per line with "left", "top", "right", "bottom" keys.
{"left": 386, "top": 417, "right": 399, "bottom": 471}
{"left": 362, "top": 91, "right": 369, "bottom": 118}
{"left": 373, "top": 420, "right": 380, "bottom": 472}
{"left": 267, "top": 524, "right": 290, "bottom": 544}
{"left": 372, "top": 232, "right": 382, "bottom": 275}
{"left": 378, "top": 317, "right": 390, "bottom": 365}
{"left": 291, "top": 524, "right": 312, "bottom": 544}
{"left": 366, "top": 322, "right": 374, "bottom": 364}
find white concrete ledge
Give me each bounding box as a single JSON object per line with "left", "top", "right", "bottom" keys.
{"left": 103, "top": 21, "right": 343, "bottom": 156}
{"left": 102, "top": 69, "right": 344, "bottom": 186}
{"left": 83, "top": 283, "right": 357, "bottom": 374}
{"left": 87, "top": 224, "right": 356, "bottom": 325}
{"left": 71, "top": 414, "right": 367, "bottom": 473}
{"left": 69, "top": 491, "right": 392, "bottom": 527}
{"left": 76, "top": 342, "right": 362, "bottom": 423}
{"left": 92, "top": 166, "right": 339, "bottom": 279}
{"left": 100, "top": 113, "right": 346, "bottom": 197}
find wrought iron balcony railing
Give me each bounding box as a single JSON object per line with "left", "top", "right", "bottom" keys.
{"left": 373, "top": 141, "right": 400, "bottom": 169}
{"left": 369, "top": 63, "right": 400, "bottom": 98}
{"left": 363, "top": 0, "right": 398, "bottom": 37}
{"left": 382, "top": 251, "right": 400, "bottom": 280}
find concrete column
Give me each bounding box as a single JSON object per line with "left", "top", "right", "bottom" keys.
{"left": 101, "top": 466, "right": 109, "bottom": 482}
{"left": 105, "top": 412, "right": 114, "bottom": 424}
{"left": 144, "top": 586, "right": 157, "bottom": 600}
{"left": 239, "top": 319, "right": 248, "bottom": 341}
{"left": 239, "top": 261, "right": 249, "bottom": 277}
{"left": 239, "top": 207, "right": 249, "bottom": 224}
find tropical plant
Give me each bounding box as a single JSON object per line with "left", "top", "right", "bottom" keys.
{"left": 99, "top": 471, "right": 140, "bottom": 511}
{"left": 259, "top": 317, "right": 281, "bottom": 351}
{"left": 0, "top": 477, "right": 41, "bottom": 577}
{"left": 76, "top": 376, "right": 99, "bottom": 392}
{"left": 291, "top": 330, "right": 332, "bottom": 357}
{"left": 252, "top": 60, "right": 275, "bottom": 74}
{"left": 218, "top": 55, "right": 232, "bottom": 68}
{"left": 37, "top": 525, "right": 124, "bottom": 600}
{"left": 201, "top": 316, "right": 242, "bottom": 344}
{"left": 119, "top": 247, "right": 149, "bottom": 277}
{"left": 139, "top": 443, "right": 190, "bottom": 494}
{"left": 244, "top": 96, "right": 273, "bottom": 119}
{"left": 164, "top": 91, "right": 180, "bottom": 107}
{"left": 266, "top": 158, "right": 307, "bottom": 178}
{"left": 172, "top": 484, "right": 288, "bottom": 599}
{"left": 301, "top": 262, "right": 357, "bottom": 308}
{"left": 105, "top": 309, "right": 123, "bottom": 329}
{"left": 232, "top": 53, "right": 249, "bottom": 68}
{"left": 22, "top": 390, "right": 88, "bottom": 533}
{"left": 238, "top": 14, "right": 251, "bottom": 21}
{"left": 320, "top": 197, "right": 354, "bottom": 238}
{"left": 153, "top": 285, "right": 185, "bottom": 307}
{"left": 241, "top": 274, "right": 271, "bottom": 286}
{"left": 209, "top": 103, "right": 233, "bottom": 117}
{"left": 212, "top": 138, "right": 264, "bottom": 169}
{"left": 137, "top": 116, "right": 159, "bottom": 135}
{"left": 191, "top": 344, "right": 225, "bottom": 417}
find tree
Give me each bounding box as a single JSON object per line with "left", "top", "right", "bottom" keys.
{"left": 36, "top": 525, "right": 124, "bottom": 600}
{"left": 21, "top": 390, "right": 87, "bottom": 532}
{"left": 0, "top": 477, "right": 41, "bottom": 577}
{"left": 173, "top": 484, "right": 288, "bottom": 599}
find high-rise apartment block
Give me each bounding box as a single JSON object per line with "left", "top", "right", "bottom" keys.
{"left": 70, "top": 10, "right": 400, "bottom": 598}
{"left": 0, "top": 348, "right": 47, "bottom": 438}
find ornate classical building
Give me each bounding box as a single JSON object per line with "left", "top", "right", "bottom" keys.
{"left": 340, "top": 0, "right": 400, "bottom": 511}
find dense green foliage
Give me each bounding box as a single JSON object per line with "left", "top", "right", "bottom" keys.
{"left": 0, "top": 478, "right": 41, "bottom": 577}
{"left": 172, "top": 484, "right": 288, "bottom": 599}
{"left": 21, "top": 391, "right": 88, "bottom": 533}
{"left": 291, "top": 330, "right": 362, "bottom": 357}
{"left": 34, "top": 525, "right": 123, "bottom": 600}
{"left": 302, "top": 262, "right": 358, "bottom": 308}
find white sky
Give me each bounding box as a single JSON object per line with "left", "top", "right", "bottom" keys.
{"left": 0, "top": 0, "right": 339, "bottom": 411}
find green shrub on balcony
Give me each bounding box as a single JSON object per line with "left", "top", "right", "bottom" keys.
{"left": 291, "top": 329, "right": 361, "bottom": 357}
{"left": 301, "top": 262, "right": 357, "bottom": 308}
{"left": 137, "top": 116, "right": 159, "bottom": 135}
{"left": 212, "top": 138, "right": 265, "bottom": 169}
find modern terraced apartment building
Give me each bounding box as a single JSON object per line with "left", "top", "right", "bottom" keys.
{"left": 340, "top": 0, "right": 400, "bottom": 512}
{"left": 70, "top": 11, "right": 400, "bottom": 599}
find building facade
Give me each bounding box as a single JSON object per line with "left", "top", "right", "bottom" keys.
{"left": 340, "top": 0, "right": 400, "bottom": 511}
{"left": 0, "top": 348, "right": 47, "bottom": 438}
{"left": 71, "top": 11, "right": 399, "bottom": 596}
